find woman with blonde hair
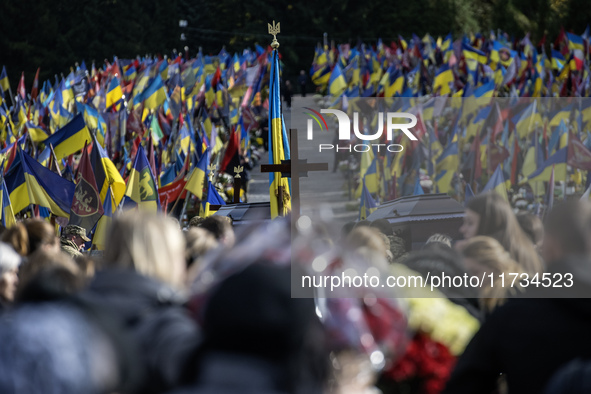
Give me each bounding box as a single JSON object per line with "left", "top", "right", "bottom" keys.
{"left": 460, "top": 236, "right": 523, "bottom": 314}
{"left": 460, "top": 192, "right": 542, "bottom": 275}
{"left": 86, "top": 212, "right": 200, "bottom": 394}
{"left": 103, "top": 212, "right": 186, "bottom": 288}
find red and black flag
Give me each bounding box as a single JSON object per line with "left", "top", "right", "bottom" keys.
{"left": 69, "top": 143, "right": 104, "bottom": 232}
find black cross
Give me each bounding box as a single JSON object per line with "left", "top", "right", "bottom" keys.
{"left": 260, "top": 128, "right": 329, "bottom": 219}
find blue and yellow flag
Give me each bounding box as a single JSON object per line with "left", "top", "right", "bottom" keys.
{"left": 435, "top": 141, "right": 459, "bottom": 193}
{"left": 268, "top": 49, "right": 291, "bottom": 218}
{"left": 433, "top": 64, "right": 454, "bottom": 95}
{"left": 0, "top": 66, "right": 9, "bottom": 93}
{"left": 90, "top": 134, "right": 126, "bottom": 208}
{"left": 142, "top": 74, "right": 167, "bottom": 110}
{"left": 124, "top": 145, "right": 160, "bottom": 211}
{"left": 185, "top": 150, "right": 209, "bottom": 199}
{"left": 200, "top": 180, "right": 226, "bottom": 217}
{"left": 44, "top": 113, "right": 92, "bottom": 160}
{"left": 0, "top": 178, "right": 15, "bottom": 228}
{"left": 92, "top": 187, "right": 114, "bottom": 251}
{"left": 359, "top": 177, "right": 378, "bottom": 220}
{"left": 482, "top": 165, "right": 508, "bottom": 200}
{"left": 106, "top": 76, "right": 123, "bottom": 109}
{"left": 328, "top": 63, "right": 347, "bottom": 97}
{"left": 16, "top": 150, "right": 76, "bottom": 217}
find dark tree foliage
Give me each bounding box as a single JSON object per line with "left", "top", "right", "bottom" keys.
{"left": 1, "top": 0, "right": 591, "bottom": 88}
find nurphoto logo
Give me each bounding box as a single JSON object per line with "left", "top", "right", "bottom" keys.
{"left": 304, "top": 108, "right": 418, "bottom": 153}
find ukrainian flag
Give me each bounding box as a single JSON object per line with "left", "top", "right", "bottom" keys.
{"left": 513, "top": 101, "right": 542, "bottom": 138}
{"left": 43, "top": 113, "right": 91, "bottom": 160}
{"left": 329, "top": 64, "right": 347, "bottom": 97}
{"left": 0, "top": 178, "right": 15, "bottom": 228}
{"left": 567, "top": 32, "right": 585, "bottom": 51}
{"left": 26, "top": 122, "right": 48, "bottom": 143}
{"left": 435, "top": 142, "right": 459, "bottom": 193}
{"left": 0, "top": 66, "right": 9, "bottom": 93}
{"left": 92, "top": 187, "right": 114, "bottom": 251}
{"left": 268, "top": 49, "right": 291, "bottom": 218}
{"left": 106, "top": 76, "right": 123, "bottom": 109}
{"left": 90, "top": 133, "right": 126, "bottom": 208}
{"left": 527, "top": 147, "right": 568, "bottom": 182}
{"left": 185, "top": 150, "right": 209, "bottom": 199}
{"left": 482, "top": 165, "right": 508, "bottom": 200}
{"left": 124, "top": 145, "right": 160, "bottom": 211}
{"left": 551, "top": 50, "right": 565, "bottom": 71}
{"left": 13, "top": 150, "right": 76, "bottom": 217}
{"left": 355, "top": 148, "right": 378, "bottom": 198}
{"left": 359, "top": 177, "right": 378, "bottom": 220}
{"left": 433, "top": 64, "right": 454, "bottom": 95}
{"left": 200, "top": 181, "right": 226, "bottom": 217}
{"left": 311, "top": 65, "right": 331, "bottom": 87}
{"left": 142, "top": 74, "right": 167, "bottom": 110}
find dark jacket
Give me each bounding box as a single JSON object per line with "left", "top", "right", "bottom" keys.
{"left": 167, "top": 352, "right": 290, "bottom": 394}
{"left": 84, "top": 268, "right": 201, "bottom": 394}
{"left": 443, "top": 257, "right": 591, "bottom": 394}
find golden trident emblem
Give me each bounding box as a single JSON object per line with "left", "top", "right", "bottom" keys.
{"left": 207, "top": 164, "right": 217, "bottom": 182}
{"left": 234, "top": 165, "right": 244, "bottom": 178}
{"left": 268, "top": 20, "right": 280, "bottom": 49}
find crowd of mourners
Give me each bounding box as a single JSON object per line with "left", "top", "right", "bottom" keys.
{"left": 0, "top": 192, "right": 591, "bottom": 393}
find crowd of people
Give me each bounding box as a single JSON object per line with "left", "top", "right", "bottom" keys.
{"left": 0, "top": 191, "right": 589, "bottom": 393}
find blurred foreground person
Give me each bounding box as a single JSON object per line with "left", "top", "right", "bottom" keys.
{"left": 460, "top": 192, "right": 542, "bottom": 275}
{"left": 174, "top": 263, "right": 328, "bottom": 394}
{"left": 444, "top": 201, "right": 591, "bottom": 394}
{"left": 460, "top": 236, "right": 523, "bottom": 315}
{"left": 0, "top": 242, "right": 21, "bottom": 310}
{"left": 25, "top": 219, "right": 60, "bottom": 254}
{"left": 16, "top": 250, "right": 84, "bottom": 303}
{"left": 184, "top": 227, "right": 218, "bottom": 287}
{"left": 86, "top": 212, "right": 200, "bottom": 394}
{"left": 197, "top": 216, "right": 235, "bottom": 247}
{"left": 0, "top": 300, "right": 140, "bottom": 394}
{"left": 516, "top": 212, "right": 544, "bottom": 250}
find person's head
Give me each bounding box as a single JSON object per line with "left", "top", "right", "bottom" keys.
{"left": 460, "top": 236, "right": 522, "bottom": 312}
{"left": 1, "top": 223, "right": 29, "bottom": 256}
{"left": 461, "top": 236, "right": 520, "bottom": 277}
{"left": 62, "top": 225, "right": 90, "bottom": 251}
{"left": 200, "top": 262, "right": 328, "bottom": 392}
{"left": 0, "top": 242, "right": 21, "bottom": 303}
{"left": 542, "top": 201, "right": 591, "bottom": 264}
{"left": 370, "top": 219, "right": 391, "bottom": 236}
{"left": 184, "top": 227, "right": 218, "bottom": 286}
{"left": 16, "top": 250, "right": 84, "bottom": 303}
{"left": 516, "top": 212, "right": 544, "bottom": 248}
{"left": 197, "top": 216, "right": 235, "bottom": 247}
{"left": 188, "top": 215, "right": 205, "bottom": 228}
{"left": 25, "top": 219, "right": 59, "bottom": 255}
{"left": 463, "top": 192, "right": 515, "bottom": 239}
{"left": 346, "top": 226, "right": 388, "bottom": 257}
{"left": 103, "top": 213, "right": 186, "bottom": 288}
{"left": 425, "top": 233, "right": 453, "bottom": 249}
{"left": 463, "top": 192, "right": 542, "bottom": 274}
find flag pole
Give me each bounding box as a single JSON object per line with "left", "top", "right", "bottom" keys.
{"left": 563, "top": 129, "right": 569, "bottom": 200}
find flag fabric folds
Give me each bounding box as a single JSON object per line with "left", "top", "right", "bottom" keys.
{"left": 359, "top": 177, "right": 378, "bottom": 220}
{"left": 69, "top": 144, "right": 104, "bottom": 232}
{"left": 44, "top": 113, "right": 92, "bottom": 160}
{"left": 124, "top": 145, "right": 160, "bottom": 211}
{"left": 268, "top": 49, "right": 291, "bottom": 218}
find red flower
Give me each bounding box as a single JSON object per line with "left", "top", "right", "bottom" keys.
{"left": 383, "top": 332, "right": 456, "bottom": 394}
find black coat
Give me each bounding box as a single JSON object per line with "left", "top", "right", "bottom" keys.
{"left": 443, "top": 257, "right": 591, "bottom": 394}
{"left": 84, "top": 268, "right": 201, "bottom": 394}
{"left": 167, "top": 352, "right": 290, "bottom": 394}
